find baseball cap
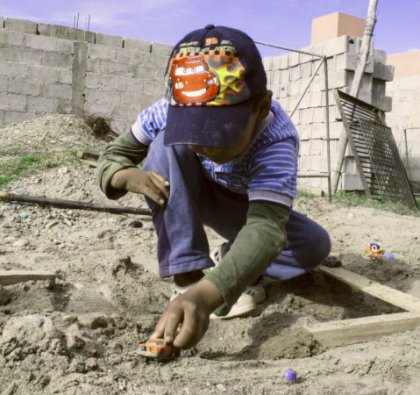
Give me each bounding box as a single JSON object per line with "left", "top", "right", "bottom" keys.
{"left": 164, "top": 24, "right": 267, "bottom": 148}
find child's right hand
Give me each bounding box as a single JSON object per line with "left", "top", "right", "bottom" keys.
{"left": 110, "top": 167, "right": 169, "bottom": 207}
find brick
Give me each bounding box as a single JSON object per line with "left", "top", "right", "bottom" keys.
{"left": 95, "top": 33, "right": 123, "bottom": 48}
{"left": 329, "top": 121, "right": 346, "bottom": 140}
{"left": 5, "top": 18, "right": 37, "bottom": 34}
{"left": 288, "top": 81, "right": 300, "bottom": 97}
{"left": 0, "top": 60, "right": 28, "bottom": 78}
{"left": 0, "top": 93, "right": 26, "bottom": 111}
{"left": 88, "top": 58, "right": 130, "bottom": 75}
{"left": 150, "top": 42, "right": 172, "bottom": 57}
{"left": 309, "top": 91, "right": 323, "bottom": 107}
{"left": 87, "top": 44, "right": 118, "bottom": 61}
{"left": 313, "top": 107, "right": 326, "bottom": 123}
{"left": 301, "top": 62, "right": 313, "bottom": 78}
{"left": 27, "top": 96, "right": 59, "bottom": 112}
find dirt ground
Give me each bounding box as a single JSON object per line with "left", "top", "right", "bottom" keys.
{"left": 1, "top": 115, "right": 419, "bottom": 395}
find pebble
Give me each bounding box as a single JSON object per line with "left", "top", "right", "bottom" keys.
{"left": 19, "top": 212, "right": 29, "bottom": 220}
{"left": 13, "top": 239, "right": 29, "bottom": 247}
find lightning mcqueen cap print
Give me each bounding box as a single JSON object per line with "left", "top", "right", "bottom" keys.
{"left": 164, "top": 24, "right": 267, "bottom": 148}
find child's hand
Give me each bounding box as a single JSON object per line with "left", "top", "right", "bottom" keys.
{"left": 151, "top": 280, "right": 223, "bottom": 349}
{"left": 111, "top": 167, "right": 169, "bottom": 206}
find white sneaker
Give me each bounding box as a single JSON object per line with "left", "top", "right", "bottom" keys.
{"left": 209, "top": 243, "right": 267, "bottom": 319}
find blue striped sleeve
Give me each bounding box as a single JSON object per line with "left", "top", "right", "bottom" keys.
{"left": 247, "top": 137, "right": 298, "bottom": 206}
{"left": 132, "top": 98, "right": 168, "bottom": 145}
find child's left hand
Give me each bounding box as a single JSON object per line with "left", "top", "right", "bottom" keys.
{"left": 150, "top": 280, "right": 223, "bottom": 349}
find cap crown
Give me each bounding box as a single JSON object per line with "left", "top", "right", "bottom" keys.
{"left": 166, "top": 25, "right": 266, "bottom": 108}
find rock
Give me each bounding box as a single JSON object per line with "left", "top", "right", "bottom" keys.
{"left": 2, "top": 315, "right": 59, "bottom": 345}
{"left": 78, "top": 313, "right": 111, "bottom": 329}
{"left": 85, "top": 357, "right": 99, "bottom": 371}
{"left": 0, "top": 286, "right": 12, "bottom": 306}
{"left": 65, "top": 323, "right": 100, "bottom": 356}
{"left": 12, "top": 239, "right": 29, "bottom": 248}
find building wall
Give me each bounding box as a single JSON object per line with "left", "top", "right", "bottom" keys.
{"left": 0, "top": 17, "right": 171, "bottom": 133}
{"left": 264, "top": 35, "right": 393, "bottom": 192}
{"left": 386, "top": 52, "right": 420, "bottom": 190}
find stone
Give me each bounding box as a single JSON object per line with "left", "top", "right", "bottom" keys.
{"left": 0, "top": 286, "right": 12, "bottom": 306}
{"left": 1, "top": 315, "right": 59, "bottom": 345}
{"left": 65, "top": 323, "right": 100, "bottom": 356}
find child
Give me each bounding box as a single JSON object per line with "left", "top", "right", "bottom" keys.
{"left": 97, "top": 24, "right": 331, "bottom": 350}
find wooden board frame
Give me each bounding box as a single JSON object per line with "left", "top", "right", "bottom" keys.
{"left": 304, "top": 266, "right": 420, "bottom": 347}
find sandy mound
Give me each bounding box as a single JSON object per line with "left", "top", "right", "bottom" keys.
{"left": 0, "top": 115, "right": 419, "bottom": 394}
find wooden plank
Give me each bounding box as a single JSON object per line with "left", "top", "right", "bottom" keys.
{"left": 305, "top": 312, "right": 420, "bottom": 347}
{"left": 320, "top": 266, "right": 420, "bottom": 313}
{"left": 0, "top": 270, "right": 56, "bottom": 286}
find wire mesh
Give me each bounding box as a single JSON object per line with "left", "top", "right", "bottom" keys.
{"left": 335, "top": 90, "right": 417, "bottom": 209}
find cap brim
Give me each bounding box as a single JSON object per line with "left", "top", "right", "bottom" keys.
{"left": 164, "top": 99, "right": 253, "bottom": 148}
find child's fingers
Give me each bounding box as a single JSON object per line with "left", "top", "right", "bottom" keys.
{"left": 149, "top": 173, "right": 169, "bottom": 200}
{"left": 149, "top": 171, "right": 169, "bottom": 187}
{"left": 143, "top": 185, "right": 167, "bottom": 206}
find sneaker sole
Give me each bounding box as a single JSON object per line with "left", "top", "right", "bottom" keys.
{"left": 210, "top": 302, "right": 256, "bottom": 320}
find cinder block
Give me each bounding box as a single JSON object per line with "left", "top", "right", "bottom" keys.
{"left": 289, "top": 52, "right": 300, "bottom": 67}
{"left": 88, "top": 58, "right": 130, "bottom": 75}
{"left": 290, "top": 65, "right": 301, "bottom": 81}
{"left": 0, "top": 29, "right": 25, "bottom": 46}
{"left": 58, "top": 70, "right": 72, "bottom": 84}
{"left": 373, "top": 63, "right": 394, "bottom": 81}
{"left": 0, "top": 16, "right": 4, "bottom": 28}
{"left": 313, "top": 107, "right": 326, "bottom": 123}
{"left": 372, "top": 95, "right": 392, "bottom": 112}
{"left": 26, "top": 65, "right": 59, "bottom": 83}
{"left": 329, "top": 121, "right": 346, "bottom": 140}
{"left": 88, "top": 44, "right": 118, "bottom": 61}
{"left": 309, "top": 91, "right": 323, "bottom": 107}
{"left": 406, "top": 113, "right": 420, "bottom": 128}
{"left": 124, "top": 38, "right": 151, "bottom": 53}
{"left": 262, "top": 56, "right": 273, "bottom": 70}
{"left": 27, "top": 96, "right": 59, "bottom": 112}
{"left": 271, "top": 56, "right": 282, "bottom": 70}
{"left": 342, "top": 172, "right": 364, "bottom": 191}
{"left": 5, "top": 17, "right": 37, "bottom": 34}
{"left": 143, "top": 79, "right": 166, "bottom": 97}
{"left": 41, "top": 51, "right": 73, "bottom": 68}
{"left": 289, "top": 81, "right": 300, "bottom": 97}
{"left": 0, "top": 75, "right": 7, "bottom": 92}
{"left": 24, "top": 34, "right": 57, "bottom": 51}
{"left": 7, "top": 78, "right": 42, "bottom": 96}
{"left": 312, "top": 36, "right": 350, "bottom": 57}
{"left": 0, "top": 46, "right": 40, "bottom": 64}
{"left": 374, "top": 49, "right": 387, "bottom": 64}
{"left": 0, "top": 93, "right": 27, "bottom": 111}
{"left": 42, "top": 83, "right": 72, "bottom": 100}
{"left": 151, "top": 42, "right": 172, "bottom": 57}
{"left": 301, "top": 62, "right": 313, "bottom": 78}
{"left": 37, "top": 23, "right": 95, "bottom": 43}
{"left": 95, "top": 33, "right": 123, "bottom": 48}
{"left": 324, "top": 70, "right": 347, "bottom": 90}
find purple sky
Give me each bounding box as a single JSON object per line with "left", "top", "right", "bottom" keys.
{"left": 0, "top": 0, "right": 418, "bottom": 57}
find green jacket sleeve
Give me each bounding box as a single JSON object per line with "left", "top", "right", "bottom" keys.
{"left": 204, "top": 201, "right": 289, "bottom": 308}
{"left": 97, "top": 130, "right": 148, "bottom": 200}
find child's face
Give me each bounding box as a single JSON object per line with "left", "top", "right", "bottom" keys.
{"left": 188, "top": 93, "right": 271, "bottom": 164}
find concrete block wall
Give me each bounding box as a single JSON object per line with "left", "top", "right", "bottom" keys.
{"left": 263, "top": 35, "right": 394, "bottom": 192}
{"left": 0, "top": 16, "right": 171, "bottom": 133}
{"left": 386, "top": 76, "right": 420, "bottom": 191}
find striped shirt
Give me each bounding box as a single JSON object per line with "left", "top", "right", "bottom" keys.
{"left": 132, "top": 98, "right": 299, "bottom": 207}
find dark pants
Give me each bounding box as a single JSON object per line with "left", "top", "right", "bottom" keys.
{"left": 143, "top": 132, "right": 331, "bottom": 279}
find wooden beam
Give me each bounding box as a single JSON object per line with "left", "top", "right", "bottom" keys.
{"left": 320, "top": 266, "right": 420, "bottom": 313}
{"left": 305, "top": 312, "right": 420, "bottom": 347}
{"left": 0, "top": 270, "right": 56, "bottom": 287}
